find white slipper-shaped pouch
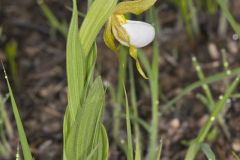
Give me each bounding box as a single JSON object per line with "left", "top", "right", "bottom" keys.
{"left": 117, "top": 20, "right": 155, "bottom": 48}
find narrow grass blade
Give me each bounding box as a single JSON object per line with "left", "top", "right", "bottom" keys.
{"left": 129, "top": 62, "right": 141, "bottom": 160}
{"left": 122, "top": 114, "right": 150, "bottom": 132}
{"left": 232, "top": 152, "right": 240, "bottom": 160}
{"left": 157, "top": 140, "right": 163, "bottom": 160}
{"left": 185, "top": 77, "right": 240, "bottom": 160}
{"left": 16, "top": 144, "right": 20, "bottom": 160}
{"left": 216, "top": 0, "right": 240, "bottom": 36}
{"left": 2, "top": 64, "right": 33, "bottom": 160}
{"left": 164, "top": 67, "right": 240, "bottom": 111}
{"left": 37, "top": 0, "right": 67, "bottom": 37}
{"left": 193, "top": 56, "right": 231, "bottom": 140}
{"left": 123, "top": 85, "right": 134, "bottom": 160}
{"left": 192, "top": 56, "right": 214, "bottom": 110}
{"left": 0, "top": 94, "right": 14, "bottom": 139}
{"left": 188, "top": 0, "right": 199, "bottom": 36}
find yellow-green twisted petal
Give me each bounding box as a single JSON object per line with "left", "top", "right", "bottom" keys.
{"left": 103, "top": 18, "right": 118, "bottom": 52}
{"left": 112, "top": 25, "right": 130, "bottom": 44}
{"left": 114, "top": 0, "right": 157, "bottom": 15}
{"left": 111, "top": 15, "right": 130, "bottom": 45}
{"left": 129, "top": 46, "right": 148, "bottom": 79}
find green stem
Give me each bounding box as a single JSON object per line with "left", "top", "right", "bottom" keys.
{"left": 113, "top": 47, "right": 128, "bottom": 140}
{"left": 148, "top": 8, "right": 160, "bottom": 160}
{"left": 129, "top": 62, "right": 142, "bottom": 159}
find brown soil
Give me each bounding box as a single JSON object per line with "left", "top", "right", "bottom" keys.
{"left": 0, "top": 0, "right": 240, "bottom": 160}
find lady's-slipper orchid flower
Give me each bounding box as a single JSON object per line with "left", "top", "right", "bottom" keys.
{"left": 103, "top": 0, "right": 157, "bottom": 79}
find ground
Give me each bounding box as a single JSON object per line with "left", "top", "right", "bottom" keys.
{"left": 0, "top": 0, "right": 240, "bottom": 159}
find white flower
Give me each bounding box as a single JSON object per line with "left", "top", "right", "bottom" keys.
{"left": 103, "top": 0, "right": 157, "bottom": 79}
{"left": 115, "top": 20, "right": 155, "bottom": 48}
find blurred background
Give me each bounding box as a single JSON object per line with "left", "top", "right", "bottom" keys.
{"left": 0, "top": 0, "right": 240, "bottom": 159}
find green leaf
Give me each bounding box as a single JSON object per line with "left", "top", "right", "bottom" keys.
{"left": 86, "top": 144, "right": 100, "bottom": 160}
{"left": 66, "top": 0, "right": 85, "bottom": 124}
{"left": 100, "top": 125, "right": 109, "bottom": 160}
{"left": 79, "top": 0, "right": 117, "bottom": 55}
{"left": 86, "top": 43, "right": 97, "bottom": 80}
{"left": 90, "top": 124, "right": 109, "bottom": 160}
{"left": 64, "top": 0, "right": 115, "bottom": 159}
{"left": 201, "top": 143, "right": 216, "bottom": 160}
{"left": 65, "top": 77, "right": 105, "bottom": 160}
{"left": 2, "top": 65, "right": 33, "bottom": 160}
{"left": 63, "top": 106, "right": 71, "bottom": 153}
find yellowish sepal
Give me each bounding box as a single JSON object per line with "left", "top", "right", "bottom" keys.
{"left": 114, "top": 0, "right": 157, "bottom": 15}
{"left": 129, "top": 46, "right": 148, "bottom": 79}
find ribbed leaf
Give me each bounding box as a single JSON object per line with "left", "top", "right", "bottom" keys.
{"left": 91, "top": 124, "right": 109, "bottom": 160}
{"left": 64, "top": 0, "right": 116, "bottom": 159}
{"left": 79, "top": 0, "right": 117, "bottom": 55}
{"left": 66, "top": 0, "right": 85, "bottom": 124}
{"left": 100, "top": 125, "right": 109, "bottom": 160}
{"left": 65, "top": 77, "right": 105, "bottom": 160}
